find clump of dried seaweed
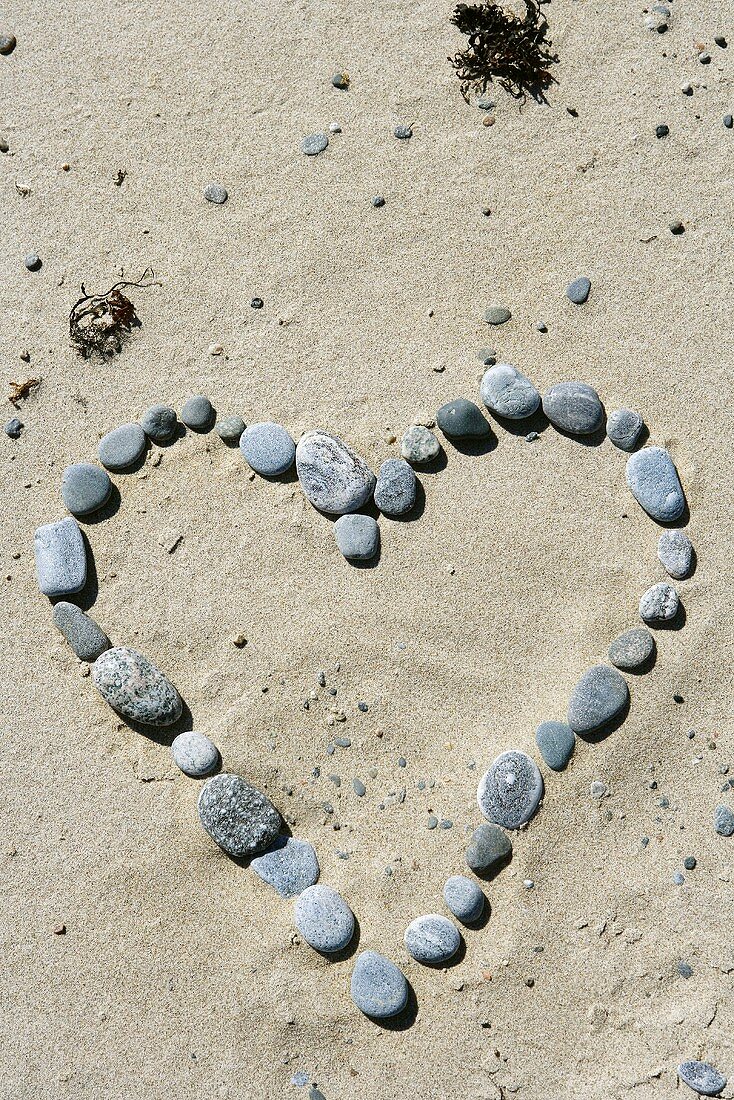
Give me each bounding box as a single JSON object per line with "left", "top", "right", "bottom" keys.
{"left": 69, "top": 268, "right": 159, "bottom": 358}
{"left": 449, "top": 0, "right": 559, "bottom": 104}
{"left": 8, "top": 377, "right": 41, "bottom": 407}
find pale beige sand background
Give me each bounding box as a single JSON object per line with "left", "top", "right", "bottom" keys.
{"left": 2, "top": 1, "right": 734, "bottom": 1097}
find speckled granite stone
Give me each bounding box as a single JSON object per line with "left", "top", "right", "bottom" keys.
{"left": 197, "top": 773, "right": 280, "bottom": 856}
{"left": 296, "top": 430, "right": 375, "bottom": 514}
{"left": 92, "top": 646, "right": 182, "bottom": 726}
{"left": 477, "top": 750, "right": 543, "bottom": 829}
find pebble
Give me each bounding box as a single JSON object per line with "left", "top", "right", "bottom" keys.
{"left": 350, "top": 950, "right": 408, "bottom": 1018}
{"left": 331, "top": 72, "right": 348, "bottom": 89}
{"left": 52, "top": 601, "right": 109, "bottom": 661}
{"left": 567, "top": 665, "right": 629, "bottom": 734}
{"left": 673, "top": 872, "right": 684, "bottom": 885}
{"left": 436, "top": 398, "right": 490, "bottom": 439}
{"left": 625, "top": 446, "right": 685, "bottom": 522}
{"left": 404, "top": 914, "right": 460, "bottom": 964}
{"left": 181, "top": 395, "right": 214, "bottom": 431}
{"left": 353, "top": 778, "right": 366, "bottom": 797}
{"left": 204, "top": 183, "right": 228, "bottom": 204}
{"left": 670, "top": 220, "right": 685, "bottom": 235}
{"left": 657, "top": 529, "right": 693, "bottom": 578}
{"left": 677, "top": 961, "right": 693, "bottom": 979}
{"left": 34, "top": 517, "right": 87, "bottom": 596}
{"left": 294, "top": 884, "right": 354, "bottom": 953}
{"left": 542, "top": 382, "right": 604, "bottom": 435}
{"left": 608, "top": 627, "right": 655, "bottom": 671}
{"left": 394, "top": 124, "right": 412, "bottom": 139}
{"left": 25, "top": 252, "right": 42, "bottom": 272}
{"left": 477, "top": 750, "right": 543, "bottom": 829}
{"left": 140, "top": 404, "right": 177, "bottom": 443}
{"left": 97, "top": 423, "right": 147, "bottom": 471}
{"left": 92, "top": 646, "right": 183, "bottom": 726}
{"left": 250, "top": 836, "right": 319, "bottom": 898}
{"left": 171, "top": 731, "right": 219, "bottom": 778}
{"left": 4, "top": 417, "right": 22, "bottom": 438}
{"left": 0, "top": 33, "right": 16, "bottom": 54}
{"left": 713, "top": 805, "right": 734, "bottom": 837}
{"left": 374, "top": 458, "right": 416, "bottom": 515}
{"left": 465, "top": 822, "right": 512, "bottom": 873}
{"left": 401, "top": 424, "right": 440, "bottom": 464}
{"left": 683, "top": 855, "right": 696, "bottom": 870}
{"left": 216, "top": 415, "right": 246, "bottom": 444}
{"left": 677, "top": 1061, "right": 726, "bottom": 1096}
{"left": 250, "top": 297, "right": 263, "bottom": 309}
{"left": 371, "top": 195, "right": 385, "bottom": 208}
{"left": 427, "top": 815, "right": 438, "bottom": 829}
{"left": 61, "top": 462, "right": 112, "bottom": 516}
{"left": 329, "top": 122, "right": 341, "bottom": 133}
{"left": 484, "top": 305, "right": 511, "bottom": 325}
{"left": 197, "top": 773, "right": 280, "bottom": 856}
{"left": 566, "top": 276, "right": 591, "bottom": 304}
{"left": 296, "top": 430, "right": 375, "bottom": 514}
{"left": 480, "top": 363, "right": 540, "bottom": 420}
{"left": 443, "top": 875, "right": 484, "bottom": 924}
{"left": 535, "top": 721, "right": 575, "bottom": 771}
{"left": 239, "top": 422, "right": 295, "bottom": 476}
{"left": 606, "top": 408, "right": 643, "bottom": 451}
{"left": 333, "top": 515, "right": 379, "bottom": 561}
{"left": 655, "top": 123, "right": 669, "bottom": 138}
{"left": 725, "top": 115, "right": 733, "bottom": 129}
{"left": 301, "top": 133, "right": 329, "bottom": 156}
{"left": 639, "top": 582, "right": 679, "bottom": 624}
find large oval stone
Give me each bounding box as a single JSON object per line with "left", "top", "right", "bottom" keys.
{"left": 61, "top": 462, "right": 112, "bottom": 516}
{"left": 480, "top": 363, "right": 540, "bottom": 419}
{"left": 677, "top": 1061, "right": 727, "bottom": 1097}
{"left": 542, "top": 382, "right": 604, "bottom": 435}
{"left": 568, "top": 665, "right": 629, "bottom": 734}
{"left": 197, "top": 773, "right": 281, "bottom": 857}
{"left": 294, "top": 884, "right": 355, "bottom": 953}
{"left": 477, "top": 750, "right": 543, "bottom": 829}
{"left": 295, "top": 430, "right": 375, "bottom": 514}
{"left": 34, "top": 517, "right": 87, "bottom": 597}
{"left": 92, "top": 646, "right": 182, "bottom": 725}
{"left": 351, "top": 950, "right": 409, "bottom": 1019}
{"left": 625, "top": 446, "right": 685, "bottom": 522}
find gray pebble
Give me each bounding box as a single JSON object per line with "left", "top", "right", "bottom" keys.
{"left": 480, "top": 362, "right": 540, "bottom": 420}
{"left": 181, "top": 395, "right": 214, "bottom": 431}
{"left": 677, "top": 1061, "right": 726, "bottom": 1096}
{"left": 535, "top": 721, "right": 575, "bottom": 771}
{"left": 61, "top": 462, "right": 112, "bottom": 516}
{"left": 4, "top": 417, "right": 22, "bottom": 438}
{"left": 465, "top": 822, "right": 512, "bottom": 872}
{"left": 673, "top": 872, "right": 684, "bottom": 885}
{"left": 197, "top": 773, "right": 280, "bottom": 856}
{"left": 677, "top": 961, "right": 693, "bottom": 978}
{"left": 92, "top": 646, "right": 183, "bottom": 726}
{"left": 657, "top": 529, "right": 693, "bottom": 579}
{"left": 713, "top": 805, "right": 734, "bottom": 837}
{"left": 239, "top": 422, "right": 295, "bottom": 476}
{"left": 353, "top": 778, "right": 366, "bottom": 796}
{"left": 294, "top": 884, "right": 354, "bottom": 953}
{"left": 401, "top": 424, "right": 440, "bottom": 464}
{"left": 374, "top": 458, "right": 416, "bottom": 515}
{"left": 371, "top": 195, "right": 385, "bottom": 208}
{"left": 477, "top": 96, "right": 496, "bottom": 110}
{"left": 296, "top": 430, "right": 375, "bottom": 514}
{"left": 606, "top": 408, "right": 644, "bottom": 451}
{"left": 484, "top": 305, "right": 511, "bottom": 325}
{"left": 34, "top": 517, "right": 87, "bottom": 597}
{"left": 567, "top": 665, "right": 629, "bottom": 734}
{"left": 443, "top": 875, "right": 484, "bottom": 923}
{"left": 542, "top": 382, "right": 604, "bottom": 435}
{"left": 25, "top": 252, "right": 42, "bottom": 272}
{"left": 608, "top": 627, "right": 655, "bottom": 671}
{"left": 436, "top": 398, "right": 489, "bottom": 439}
{"left": 171, "top": 731, "right": 219, "bottom": 778}
{"left": 404, "top": 914, "right": 460, "bottom": 964}
{"left": 427, "top": 814, "right": 438, "bottom": 829}
{"left": 725, "top": 114, "right": 734, "bottom": 129}
{"left": 394, "top": 124, "right": 412, "bottom": 139}
{"left": 331, "top": 72, "right": 348, "bottom": 89}
{"left": 204, "top": 182, "right": 228, "bottom": 204}
{"left": 250, "top": 835, "right": 320, "bottom": 898}
{"left": 566, "top": 276, "right": 591, "bottom": 304}
{"left": 301, "top": 133, "right": 329, "bottom": 156}
{"left": 639, "top": 581, "right": 679, "bottom": 624}
{"left": 625, "top": 446, "right": 685, "bottom": 522}
{"left": 52, "top": 601, "right": 109, "bottom": 661}
{"left": 140, "top": 404, "right": 177, "bottom": 443}
{"left": 477, "top": 750, "right": 543, "bottom": 829}
{"left": 0, "top": 33, "right": 16, "bottom": 54}
{"left": 216, "top": 415, "right": 246, "bottom": 444}
{"left": 350, "top": 950, "right": 408, "bottom": 1018}
{"left": 334, "top": 514, "right": 379, "bottom": 561}
{"left": 98, "top": 423, "right": 146, "bottom": 471}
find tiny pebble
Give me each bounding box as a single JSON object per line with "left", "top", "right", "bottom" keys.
{"left": 0, "top": 33, "right": 17, "bottom": 54}
{"left": 4, "top": 417, "right": 23, "bottom": 438}
{"left": 204, "top": 183, "right": 228, "bottom": 204}
{"left": 670, "top": 220, "right": 685, "bottom": 235}
{"left": 302, "top": 133, "right": 329, "bottom": 156}
{"left": 484, "top": 305, "right": 511, "bottom": 325}
{"left": 394, "top": 124, "right": 412, "bottom": 139}
{"left": 353, "top": 778, "right": 366, "bottom": 797}
{"left": 655, "top": 124, "right": 669, "bottom": 138}
{"left": 683, "top": 856, "right": 696, "bottom": 870}
{"left": 331, "top": 72, "right": 349, "bottom": 89}
{"left": 24, "top": 252, "right": 42, "bottom": 272}
{"left": 371, "top": 195, "right": 385, "bottom": 208}
{"left": 724, "top": 115, "right": 733, "bottom": 129}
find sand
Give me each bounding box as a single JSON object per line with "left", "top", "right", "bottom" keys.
{"left": 2, "top": 1, "right": 734, "bottom": 1097}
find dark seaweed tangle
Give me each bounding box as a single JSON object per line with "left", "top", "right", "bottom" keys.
{"left": 449, "top": 0, "right": 559, "bottom": 104}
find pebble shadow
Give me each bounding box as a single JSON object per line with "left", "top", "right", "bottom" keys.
{"left": 464, "top": 896, "right": 491, "bottom": 930}
{"left": 77, "top": 484, "right": 122, "bottom": 525}
{"left": 549, "top": 418, "right": 607, "bottom": 449}
{"left": 649, "top": 602, "right": 687, "bottom": 632}
{"left": 487, "top": 407, "right": 550, "bottom": 439}
{"left": 67, "top": 531, "right": 99, "bottom": 612}
{"left": 370, "top": 978, "right": 419, "bottom": 1032}
{"left": 118, "top": 698, "right": 195, "bottom": 746}
{"left": 415, "top": 448, "right": 447, "bottom": 475}
{"left": 472, "top": 849, "right": 512, "bottom": 883}
{"left": 576, "top": 694, "right": 631, "bottom": 745}
{"left": 443, "top": 430, "right": 497, "bottom": 457}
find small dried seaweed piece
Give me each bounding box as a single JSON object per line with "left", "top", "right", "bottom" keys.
{"left": 69, "top": 268, "right": 159, "bottom": 359}
{"left": 8, "top": 377, "right": 41, "bottom": 406}
{"left": 449, "top": 0, "right": 559, "bottom": 104}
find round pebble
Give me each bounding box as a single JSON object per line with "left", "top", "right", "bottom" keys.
{"left": 34, "top": 517, "right": 87, "bottom": 597}
{"left": 301, "top": 133, "right": 329, "bottom": 156}
{"left": 374, "top": 458, "right": 416, "bottom": 515}
{"left": 608, "top": 627, "right": 655, "bottom": 671}
{"left": 216, "top": 415, "right": 246, "bottom": 444}
{"left": 250, "top": 836, "right": 320, "bottom": 898}
{"left": 567, "top": 665, "right": 629, "bottom": 734}
{"left": 401, "top": 424, "right": 440, "bottom": 464}
{"left": 98, "top": 423, "right": 147, "bottom": 471}
{"left": 670, "top": 220, "right": 685, "bottom": 235}
{"left": 4, "top": 417, "right": 22, "bottom": 438}
{"left": 394, "top": 124, "right": 412, "bottom": 139}
{"left": 204, "top": 182, "right": 228, "bottom": 204}
{"left": 329, "top": 122, "right": 341, "bottom": 133}
{"left": 713, "top": 805, "right": 734, "bottom": 837}
{"left": 296, "top": 430, "right": 375, "bottom": 514}
{"left": 639, "top": 582, "right": 679, "bottom": 624}
{"left": 404, "top": 914, "right": 460, "bottom": 964}
{"left": 465, "top": 822, "right": 512, "bottom": 873}
{"left": 0, "top": 33, "right": 16, "bottom": 54}
{"left": 677, "top": 1061, "right": 726, "bottom": 1096}
{"left": 140, "top": 404, "right": 177, "bottom": 443}
{"left": 606, "top": 408, "right": 644, "bottom": 451}
{"left": 52, "top": 602, "right": 110, "bottom": 662}
{"left": 480, "top": 363, "right": 540, "bottom": 420}
{"left": 294, "top": 884, "right": 354, "bottom": 953}
{"left": 181, "top": 395, "right": 214, "bottom": 431}
{"left": 657, "top": 529, "right": 693, "bottom": 578}
{"left": 61, "top": 462, "right": 112, "bottom": 516}
{"left": 92, "top": 646, "right": 182, "bottom": 726}
{"left": 334, "top": 514, "right": 379, "bottom": 561}
{"left": 436, "top": 398, "right": 490, "bottom": 439}
{"left": 477, "top": 750, "right": 543, "bottom": 829}
{"left": 443, "top": 875, "right": 484, "bottom": 924}
{"left": 655, "top": 123, "right": 669, "bottom": 138}
{"left": 350, "top": 950, "right": 408, "bottom": 1018}
{"left": 331, "top": 72, "right": 348, "bottom": 89}
{"left": 171, "top": 731, "right": 219, "bottom": 778}
{"left": 484, "top": 305, "right": 511, "bottom": 325}
{"left": 24, "top": 252, "right": 42, "bottom": 272}
{"left": 197, "top": 772, "right": 281, "bottom": 857}
{"left": 566, "top": 276, "right": 591, "bottom": 304}
{"left": 625, "top": 446, "right": 685, "bottom": 522}
{"left": 535, "top": 721, "right": 575, "bottom": 771}
{"left": 542, "top": 382, "right": 604, "bottom": 435}
{"left": 239, "top": 422, "right": 295, "bottom": 476}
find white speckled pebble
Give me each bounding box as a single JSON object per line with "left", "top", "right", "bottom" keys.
{"left": 477, "top": 750, "right": 543, "bottom": 829}
{"left": 657, "top": 529, "right": 693, "bottom": 578}
{"left": 198, "top": 773, "right": 281, "bottom": 856}
{"left": 640, "top": 581, "right": 679, "bottom": 623}
{"left": 443, "top": 875, "right": 485, "bottom": 924}
{"left": 294, "top": 884, "right": 354, "bottom": 953}
{"left": 404, "top": 913, "right": 460, "bottom": 964}
{"left": 171, "top": 731, "right": 219, "bottom": 777}
{"left": 251, "top": 836, "right": 320, "bottom": 898}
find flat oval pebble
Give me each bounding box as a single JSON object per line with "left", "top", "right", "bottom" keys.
{"left": 374, "top": 458, "right": 416, "bottom": 515}
{"left": 608, "top": 627, "right": 655, "bottom": 670}
{"left": 401, "top": 424, "right": 440, "bottom": 464}
{"left": 61, "top": 462, "right": 112, "bottom": 516}
{"left": 97, "top": 423, "right": 146, "bottom": 471}
{"left": 465, "top": 822, "right": 512, "bottom": 873}
{"left": 301, "top": 132, "right": 328, "bottom": 156}
{"left": 52, "top": 601, "right": 109, "bottom": 662}
{"left": 181, "top": 395, "right": 214, "bottom": 431}
{"left": 171, "top": 731, "right": 219, "bottom": 778}
{"left": 658, "top": 529, "right": 693, "bottom": 578}
{"left": 239, "top": 422, "right": 295, "bottom": 476}
{"left": 535, "top": 721, "right": 575, "bottom": 771}
{"left": 639, "top": 581, "right": 679, "bottom": 623}
{"left": 436, "top": 398, "right": 489, "bottom": 439}
{"left": 404, "top": 914, "right": 460, "bottom": 964}
{"left": 140, "top": 404, "right": 177, "bottom": 443}
{"left": 484, "top": 305, "right": 511, "bottom": 325}
{"left": 197, "top": 772, "right": 280, "bottom": 857}
{"left": 606, "top": 407, "right": 644, "bottom": 451}
{"left": 351, "top": 950, "right": 408, "bottom": 1019}
{"left": 334, "top": 514, "right": 379, "bottom": 560}
{"left": 204, "top": 182, "right": 228, "bottom": 204}
{"left": 625, "top": 446, "right": 685, "bottom": 522}
{"left": 250, "top": 836, "right": 320, "bottom": 898}
{"left": 542, "top": 382, "right": 604, "bottom": 435}
{"left": 296, "top": 430, "right": 375, "bottom": 514}
{"left": 92, "top": 646, "right": 183, "bottom": 726}
{"left": 677, "top": 1061, "right": 727, "bottom": 1096}
{"left": 567, "top": 665, "right": 629, "bottom": 734}
{"left": 566, "top": 276, "right": 591, "bottom": 304}
{"left": 294, "top": 884, "right": 354, "bottom": 953}
{"left": 216, "top": 415, "right": 246, "bottom": 444}
{"left": 713, "top": 805, "right": 734, "bottom": 837}
{"left": 34, "top": 517, "right": 87, "bottom": 597}
{"left": 480, "top": 363, "right": 540, "bottom": 419}
{"left": 477, "top": 750, "right": 543, "bottom": 829}
{"left": 443, "top": 875, "right": 484, "bottom": 924}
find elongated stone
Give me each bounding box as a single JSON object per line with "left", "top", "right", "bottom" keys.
{"left": 197, "top": 773, "right": 280, "bottom": 856}
{"left": 351, "top": 950, "right": 408, "bottom": 1018}
{"left": 250, "top": 836, "right": 319, "bottom": 898}
{"left": 477, "top": 750, "right": 543, "bottom": 829}
{"left": 374, "top": 458, "right": 416, "bottom": 515}
{"left": 52, "top": 601, "right": 109, "bottom": 661}
{"left": 608, "top": 627, "right": 655, "bottom": 670}
{"left": 34, "top": 517, "right": 87, "bottom": 597}
{"left": 639, "top": 582, "right": 679, "bottom": 623}
{"left": 677, "top": 1061, "right": 726, "bottom": 1096}
{"left": 480, "top": 363, "right": 540, "bottom": 419}
{"left": 92, "top": 646, "right": 182, "bottom": 725}
{"left": 294, "top": 884, "right": 354, "bottom": 952}
{"left": 296, "top": 430, "right": 375, "bottom": 514}
{"left": 625, "top": 446, "right": 685, "bottom": 522}
{"left": 404, "top": 914, "right": 460, "bottom": 964}
{"left": 542, "top": 382, "right": 604, "bottom": 435}
{"left": 568, "top": 665, "right": 629, "bottom": 734}
{"left": 535, "top": 721, "right": 575, "bottom": 770}
{"left": 714, "top": 805, "right": 734, "bottom": 837}
{"left": 657, "top": 529, "right": 693, "bottom": 578}
{"left": 61, "top": 462, "right": 112, "bottom": 516}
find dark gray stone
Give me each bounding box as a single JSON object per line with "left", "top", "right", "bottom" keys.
{"left": 465, "top": 823, "right": 512, "bottom": 873}
{"left": 25, "top": 252, "right": 42, "bottom": 272}
{"left": 606, "top": 408, "right": 644, "bottom": 451}
{"left": 52, "top": 601, "right": 109, "bottom": 661}
{"left": 353, "top": 778, "right": 366, "bottom": 797}
{"left": 608, "top": 628, "right": 655, "bottom": 670}
{"left": 61, "top": 462, "right": 112, "bottom": 516}
{"left": 713, "top": 805, "right": 734, "bottom": 837}
{"left": 394, "top": 124, "right": 412, "bottom": 139}
{"left": 566, "top": 276, "right": 591, "bottom": 304}
{"left": 480, "top": 363, "right": 540, "bottom": 420}
{"left": 239, "top": 422, "right": 295, "bottom": 476}
{"left": 302, "top": 133, "right": 329, "bottom": 155}
{"left": 374, "top": 458, "right": 416, "bottom": 515}
{"left": 197, "top": 773, "right": 281, "bottom": 857}
{"left": 4, "top": 417, "right": 22, "bottom": 438}
{"left": 677, "top": 1061, "right": 726, "bottom": 1096}
{"left": 171, "top": 731, "right": 219, "bottom": 778}
{"left": 639, "top": 581, "right": 679, "bottom": 623}
{"left": 0, "top": 33, "right": 16, "bottom": 54}
{"left": 625, "top": 446, "right": 685, "bottom": 522}
{"left": 216, "top": 415, "right": 246, "bottom": 444}
{"left": 140, "top": 404, "right": 177, "bottom": 443}
{"left": 331, "top": 72, "right": 348, "bottom": 89}
{"left": 92, "top": 646, "right": 183, "bottom": 726}
{"left": 34, "top": 517, "right": 87, "bottom": 597}
{"left": 98, "top": 423, "right": 146, "bottom": 471}
{"left": 250, "top": 836, "right": 320, "bottom": 898}
{"left": 404, "top": 914, "right": 460, "bottom": 964}
{"left": 181, "top": 395, "right": 214, "bottom": 431}
{"left": 535, "top": 721, "right": 575, "bottom": 771}
{"left": 351, "top": 950, "right": 408, "bottom": 1018}
{"left": 296, "top": 430, "right": 375, "bottom": 514}
{"left": 401, "top": 425, "right": 440, "bottom": 464}
{"left": 477, "top": 750, "right": 543, "bottom": 829}
{"left": 484, "top": 305, "right": 511, "bottom": 325}
{"left": 204, "top": 183, "right": 228, "bottom": 204}
{"left": 658, "top": 529, "right": 693, "bottom": 578}
{"left": 333, "top": 514, "right": 379, "bottom": 560}
{"left": 436, "top": 398, "right": 489, "bottom": 439}
{"left": 294, "top": 884, "right": 354, "bottom": 952}
{"left": 443, "top": 875, "right": 484, "bottom": 924}
{"left": 542, "top": 382, "right": 604, "bottom": 435}
{"left": 568, "top": 665, "right": 629, "bottom": 734}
